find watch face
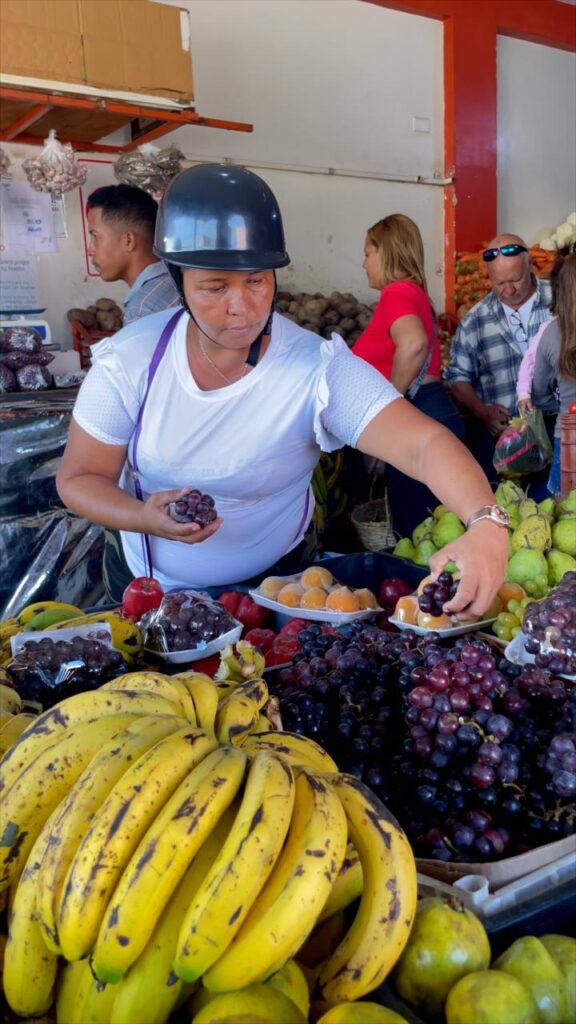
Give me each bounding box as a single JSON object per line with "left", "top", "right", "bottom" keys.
{"left": 494, "top": 506, "right": 511, "bottom": 525}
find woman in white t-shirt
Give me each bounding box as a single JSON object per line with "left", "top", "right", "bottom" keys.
{"left": 57, "top": 165, "right": 507, "bottom": 618}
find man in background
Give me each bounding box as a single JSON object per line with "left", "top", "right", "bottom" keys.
{"left": 86, "top": 184, "right": 179, "bottom": 324}
{"left": 444, "top": 234, "right": 554, "bottom": 484}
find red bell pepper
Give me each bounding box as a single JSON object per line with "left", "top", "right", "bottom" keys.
{"left": 217, "top": 592, "right": 270, "bottom": 631}
{"left": 277, "top": 618, "right": 309, "bottom": 637}
{"left": 265, "top": 636, "right": 302, "bottom": 667}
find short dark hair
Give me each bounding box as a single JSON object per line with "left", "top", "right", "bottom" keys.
{"left": 86, "top": 184, "right": 158, "bottom": 239}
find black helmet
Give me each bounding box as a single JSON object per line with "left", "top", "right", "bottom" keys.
{"left": 154, "top": 163, "right": 290, "bottom": 271}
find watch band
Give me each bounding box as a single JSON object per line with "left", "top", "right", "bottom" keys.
{"left": 466, "top": 505, "right": 511, "bottom": 529}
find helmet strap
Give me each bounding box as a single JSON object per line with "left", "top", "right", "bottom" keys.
{"left": 168, "top": 266, "right": 277, "bottom": 366}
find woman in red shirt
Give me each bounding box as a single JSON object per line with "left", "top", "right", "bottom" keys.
{"left": 353, "top": 213, "right": 464, "bottom": 536}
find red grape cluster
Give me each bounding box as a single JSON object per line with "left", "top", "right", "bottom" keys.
{"left": 8, "top": 634, "right": 125, "bottom": 706}
{"left": 522, "top": 570, "right": 576, "bottom": 675}
{"left": 269, "top": 623, "right": 575, "bottom": 863}
{"left": 542, "top": 733, "right": 576, "bottom": 799}
{"left": 168, "top": 490, "right": 218, "bottom": 527}
{"left": 144, "top": 590, "right": 236, "bottom": 653}
{"left": 417, "top": 571, "right": 458, "bottom": 617}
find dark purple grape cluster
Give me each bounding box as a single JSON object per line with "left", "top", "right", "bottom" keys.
{"left": 144, "top": 590, "right": 236, "bottom": 653}
{"left": 522, "top": 570, "right": 576, "bottom": 675}
{"left": 417, "top": 571, "right": 458, "bottom": 617}
{"left": 7, "top": 633, "right": 125, "bottom": 707}
{"left": 269, "top": 624, "right": 575, "bottom": 862}
{"left": 542, "top": 733, "right": 576, "bottom": 799}
{"left": 168, "top": 490, "right": 218, "bottom": 527}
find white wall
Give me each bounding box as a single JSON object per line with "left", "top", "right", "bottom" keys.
{"left": 2, "top": 0, "right": 445, "bottom": 345}
{"left": 497, "top": 35, "right": 576, "bottom": 243}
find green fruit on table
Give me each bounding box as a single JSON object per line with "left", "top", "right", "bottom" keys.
{"left": 413, "top": 539, "right": 438, "bottom": 567}
{"left": 547, "top": 547, "right": 576, "bottom": 585}
{"left": 393, "top": 538, "right": 416, "bottom": 560}
{"left": 445, "top": 970, "right": 539, "bottom": 1024}
{"left": 506, "top": 548, "right": 549, "bottom": 588}
{"left": 538, "top": 497, "right": 557, "bottom": 521}
{"left": 519, "top": 497, "right": 539, "bottom": 520}
{"left": 551, "top": 519, "right": 576, "bottom": 556}
{"left": 558, "top": 488, "right": 576, "bottom": 516}
{"left": 316, "top": 1003, "right": 410, "bottom": 1023}
{"left": 540, "top": 934, "right": 576, "bottom": 1020}
{"left": 510, "top": 514, "right": 552, "bottom": 554}
{"left": 431, "top": 513, "right": 465, "bottom": 549}
{"left": 392, "top": 897, "right": 491, "bottom": 1016}
{"left": 493, "top": 936, "right": 567, "bottom": 1024}
{"left": 412, "top": 516, "right": 435, "bottom": 547}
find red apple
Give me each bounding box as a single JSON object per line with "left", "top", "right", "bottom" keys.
{"left": 378, "top": 577, "right": 413, "bottom": 608}
{"left": 122, "top": 576, "right": 164, "bottom": 621}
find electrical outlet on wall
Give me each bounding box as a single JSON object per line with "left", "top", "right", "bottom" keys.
{"left": 412, "top": 116, "right": 431, "bottom": 133}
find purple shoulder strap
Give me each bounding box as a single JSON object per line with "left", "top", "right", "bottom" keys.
{"left": 129, "top": 308, "right": 185, "bottom": 577}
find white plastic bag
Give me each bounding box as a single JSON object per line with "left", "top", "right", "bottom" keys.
{"left": 22, "top": 130, "right": 88, "bottom": 194}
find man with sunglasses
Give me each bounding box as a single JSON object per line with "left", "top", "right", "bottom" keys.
{"left": 445, "top": 233, "right": 553, "bottom": 483}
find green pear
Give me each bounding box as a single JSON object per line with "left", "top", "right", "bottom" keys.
{"left": 413, "top": 539, "right": 438, "bottom": 567}
{"left": 506, "top": 549, "right": 549, "bottom": 587}
{"left": 511, "top": 514, "right": 552, "bottom": 553}
{"left": 431, "top": 513, "right": 465, "bottom": 549}
{"left": 539, "top": 497, "right": 557, "bottom": 521}
{"left": 495, "top": 480, "right": 525, "bottom": 506}
{"left": 493, "top": 936, "right": 566, "bottom": 1024}
{"left": 412, "top": 516, "right": 435, "bottom": 547}
{"left": 558, "top": 488, "right": 576, "bottom": 516}
{"left": 443, "top": 560, "right": 459, "bottom": 574}
{"left": 393, "top": 537, "right": 416, "bottom": 560}
{"left": 519, "top": 498, "right": 539, "bottom": 520}
{"left": 432, "top": 504, "right": 448, "bottom": 520}
{"left": 540, "top": 935, "right": 576, "bottom": 1021}
{"left": 551, "top": 519, "right": 576, "bottom": 557}
{"left": 505, "top": 502, "right": 522, "bottom": 531}
{"left": 547, "top": 548, "right": 576, "bottom": 585}
{"left": 446, "top": 970, "right": 539, "bottom": 1024}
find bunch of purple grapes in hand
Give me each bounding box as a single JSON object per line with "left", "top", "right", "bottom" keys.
{"left": 418, "top": 571, "right": 458, "bottom": 617}
{"left": 168, "top": 489, "right": 218, "bottom": 528}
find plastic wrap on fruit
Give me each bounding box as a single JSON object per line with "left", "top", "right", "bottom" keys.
{"left": 7, "top": 629, "right": 125, "bottom": 707}
{"left": 2, "top": 327, "right": 42, "bottom": 354}
{"left": 493, "top": 412, "right": 552, "bottom": 478}
{"left": 113, "top": 144, "right": 184, "bottom": 196}
{"left": 521, "top": 571, "right": 576, "bottom": 675}
{"left": 142, "top": 590, "right": 240, "bottom": 654}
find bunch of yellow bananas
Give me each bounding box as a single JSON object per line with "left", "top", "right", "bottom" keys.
{"left": 0, "top": 665, "right": 417, "bottom": 1023}
{"left": 0, "top": 601, "right": 143, "bottom": 666}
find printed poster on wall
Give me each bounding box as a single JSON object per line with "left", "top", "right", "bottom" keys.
{"left": 0, "top": 179, "right": 57, "bottom": 254}
{"left": 0, "top": 256, "right": 43, "bottom": 312}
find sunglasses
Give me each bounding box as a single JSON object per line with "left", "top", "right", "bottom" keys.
{"left": 483, "top": 244, "right": 528, "bottom": 263}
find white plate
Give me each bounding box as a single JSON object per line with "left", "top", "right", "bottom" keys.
{"left": 144, "top": 624, "right": 243, "bottom": 664}
{"left": 249, "top": 573, "right": 382, "bottom": 625}
{"left": 504, "top": 631, "right": 576, "bottom": 682}
{"left": 388, "top": 617, "right": 497, "bottom": 638}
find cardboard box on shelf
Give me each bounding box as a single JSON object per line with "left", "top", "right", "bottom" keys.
{"left": 0, "top": 0, "right": 193, "bottom": 103}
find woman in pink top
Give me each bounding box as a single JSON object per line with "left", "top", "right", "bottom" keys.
{"left": 353, "top": 214, "right": 464, "bottom": 536}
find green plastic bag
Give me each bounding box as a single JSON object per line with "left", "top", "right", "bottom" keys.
{"left": 493, "top": 409, "right": 553, "bottom": 478}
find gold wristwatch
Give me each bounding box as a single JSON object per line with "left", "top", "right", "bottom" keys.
{"left": 466, "top": 505, "right": 511, "bottom": 529}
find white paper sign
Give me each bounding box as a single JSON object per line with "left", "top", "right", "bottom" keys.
{"left": 0, "top": 179, "right": 57, "bottom": 253}
{"left": 0, "top": 256, "right": 43, "bottom": 312}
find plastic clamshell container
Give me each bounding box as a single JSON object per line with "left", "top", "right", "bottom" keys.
{"left": 388, "top": 616, "right": 496, "bottom": 638}
{"left": 144, "top": 623, "right": 242, "bottom": 665}
{"left": 505, "top": 630, "right": 576, "bottom": 682}
{"left": 249, "top": 573, "right": 382, "bottom": 625}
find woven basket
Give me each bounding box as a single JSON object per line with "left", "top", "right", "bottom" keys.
{"left": 351, "top": 490, "right": 396, "bottom": 552}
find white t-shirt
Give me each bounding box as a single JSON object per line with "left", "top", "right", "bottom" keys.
{"left": 502, "top": 293, "right": 537, "bottom": 355}
{"left": 73, "top": 310, "right": 400, "bottom": 588}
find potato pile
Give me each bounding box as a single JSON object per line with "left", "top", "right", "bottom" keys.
{"left": 67, "top": 297, "right": 123, "bottom": 334}
{"left": 275, "top": 290, "right": 376, "bottom": 344}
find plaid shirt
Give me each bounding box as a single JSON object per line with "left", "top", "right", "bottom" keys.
{"left": 123, "top": 263, "right": 180, "bottom": 324}
{"left": 444, "top": 277, "right": 552, "bottom": 412}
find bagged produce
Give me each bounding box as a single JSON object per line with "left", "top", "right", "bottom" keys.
{"left": 113, "top": 143, "right": 184, "bottom": 197}
{"left": 22, "top": 129, "right": 88, "bottom": 194}
{"left": 493, "top": 410, "right": 552, "bottom": 477}
{"left": 0, "top": 145, "right": 12, "bottom": 177}
{"left": 141, "top": 589, "right": 242, "bottom": 659}
{"left": 1, "top": 325, "right": 42, "bottom": 354}
{"left": 15, "top": 364, "right": 53, "bottom": 391}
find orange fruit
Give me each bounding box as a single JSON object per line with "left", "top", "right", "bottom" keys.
{"left": 484, "top": 594, "right": 504, "bottom": 618}
{"left": 300, "top": 587, "right": 328, "bottom": 609}
{"left": 300, "top": 566, "right": 334, "bottom": 590}
{"left": 354, "top": 587, "right": 378, "bottom": 610}
{"left": 325, "top": 586, "right": 361, "bottom": 613}
{"left": 259, "top": 576, "right": 286, "bottom": 600}
{"left": 276, "top": 583, "right": 305, "bottom": 607}
{"left": 417, "top": 610, "right": 452, "bottom": 630}
{"left": 497, "top": 582, "right": 526, "bottom": 609}
{"left": 393, "top": 595, "right": 419, "bottom": 624}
